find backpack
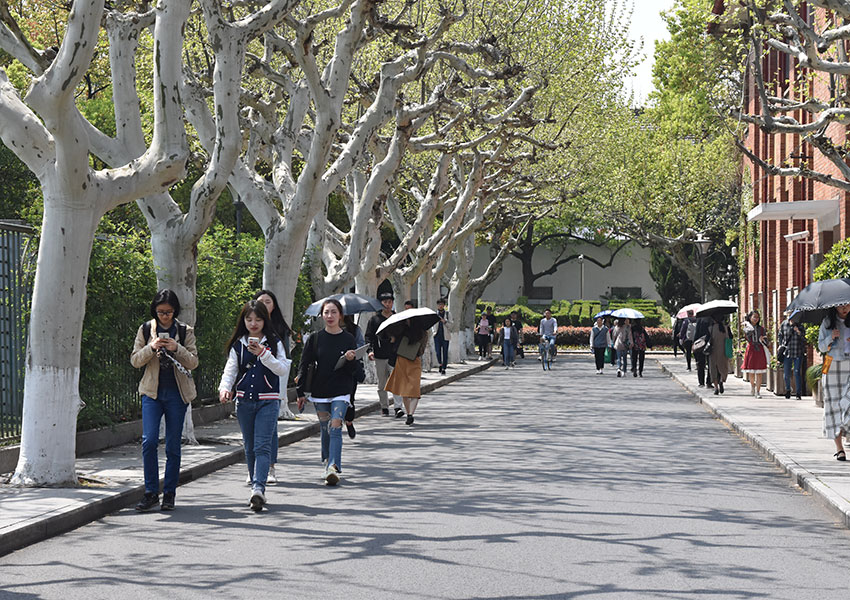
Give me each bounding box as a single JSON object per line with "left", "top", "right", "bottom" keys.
{"left": 142, "top": 319, "right": 187, "bottom": 346}
{"left": 686, "top": 321, "right": 697, "bottom": 341}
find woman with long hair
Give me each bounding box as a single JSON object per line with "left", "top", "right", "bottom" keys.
{"left": 611, "top": 318, "right": 633, "bottom": 377}
{"left": 707, "top": 314, "right": 732, "bottom": 395}
{"left": 741, "top": 310, "right": 768, "bottom": 398}
{"left": 630, "top": 319, "right": 650, "bottom": 377}
{"left": 253, "top": 289, "right": 296, "bottom": 484}
{"left": 296, "top": 299, "right": 365, "bottom": 485}
{"left": 342, "top": 313, "right": 366, "bottom": 439}
{"left": 385, "top": 318, "right": 429, "bottom": 425}
{"left": 819, "top": 304, "right": 850, "bottom": 461}
{"left": 130, "top": 290, "right": 198, "bottom": 512}
{"left": 219, "top": 300, "right": 291, "bottom": 510}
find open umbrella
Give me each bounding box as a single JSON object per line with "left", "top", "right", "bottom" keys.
{"left": 675, "top": 303, "right": 702, "bottom": 318}
{"left": 611, "top": 308, "right": 644, "bottom": 320}
{"left": 695, "top": 299, "right": 738, "bottom": 318}
{"left": 304, "top": 292, "right": 383, "bottom": 317}
{"left": 376, "top": 307, "right": 440, "bottom": 338}
{"left": 787, "top": 278, "right": 850, "bottom": 325}
{"left": 593, "top": 309, "right": 613, "bottom": 319}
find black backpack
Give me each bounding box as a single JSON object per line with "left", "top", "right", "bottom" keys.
{"left": 142, "top": 319, "right": 188, "bottom": 346}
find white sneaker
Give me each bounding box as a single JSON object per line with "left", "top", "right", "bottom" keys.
{"left": 267, "top": 465, "right": 277, "bottom": 484}
{"left": 756, "top": 392, "right": 762, "bottom": 399}
{"left": 249, "top": 490, "right": 266, "bottom": 511}
{"left": 245, "top": 474, "right": 252, "bottom": 485}
{"left": 505, "top": 366, "right": 510, "bottom": 370}
{"left": 324, "top": 464, "right": 340, "bottom": 486}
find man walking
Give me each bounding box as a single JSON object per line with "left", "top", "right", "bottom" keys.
{"left": 510, "top": 310, "right": 524, "bottom": 358}
{"left": 366, "top": 292, "right": 404, "bottom": 417}
{"left": 779, "top": 312, "right": 806, "bottom": 399}
{"left": 434, "top": 298, "right": 451, "bottom": 375}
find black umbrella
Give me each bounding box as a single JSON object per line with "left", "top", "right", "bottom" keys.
{"left": 304, "top": 293, "right": 383, "bottom": 317}
{"left": 787, "top": 278, "right": 850, "bottom": 325}
{"left": 376, "top": 307, "right": 440, "bottom": 338}
{"left": 694, "top": 299, "right": 738, "bottom": 318}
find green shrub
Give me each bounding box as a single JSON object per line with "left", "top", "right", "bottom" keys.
{"left": 517, "top": 295, "right": 529, "bottom": 306}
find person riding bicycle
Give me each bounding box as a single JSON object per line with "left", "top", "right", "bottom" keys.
{"left": 539, "top": 310, "right": 558, "bottom": 360}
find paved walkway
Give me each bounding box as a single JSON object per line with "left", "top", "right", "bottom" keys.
{"left": 656, "top": 355, "right": 850, "bottom": 527}
{"left": 0, "top": 358, "right": 496, "bottom": 557}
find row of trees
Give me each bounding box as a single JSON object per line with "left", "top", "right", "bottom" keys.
{"left": 0, "top": 0, "right": 638, "bottom": 485}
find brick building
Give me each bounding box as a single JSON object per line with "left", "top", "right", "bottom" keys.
{"left": 714, "top": 2, "right": 847, "bottom": 341}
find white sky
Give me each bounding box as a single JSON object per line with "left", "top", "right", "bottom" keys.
{"left": 620, "top": 0, "right": 677, "bottom": 105}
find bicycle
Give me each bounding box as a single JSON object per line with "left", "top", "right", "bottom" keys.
{"left": 539, "top": 334, "right": 556, "bottom": 371}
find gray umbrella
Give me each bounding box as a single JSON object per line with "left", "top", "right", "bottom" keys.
{"left": 304, "top": 293, "right": 383, "bottom": 317}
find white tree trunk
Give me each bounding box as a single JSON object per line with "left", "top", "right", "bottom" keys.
{"left": 12, "top": 207, "right": 98, "bottom": 484}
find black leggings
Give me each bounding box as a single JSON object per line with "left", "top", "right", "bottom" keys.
{"left": 476, "top": 334, "right": 489, "bottom": 357}
{"left": 593, "top": 347, "right": 606, "bottom": 370}
{"left": 631, "top": 349, "right": 645, "bottom": 374}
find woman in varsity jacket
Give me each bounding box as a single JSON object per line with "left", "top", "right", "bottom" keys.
{"left": 219, "top": 300, "right": 291, "bottom": 511}
{"left": 130, "top": 289, "right": 198, "bottom": 512}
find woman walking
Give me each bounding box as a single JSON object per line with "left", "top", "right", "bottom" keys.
{"left": 496, "top": 317, "right": 518, "bottom": 369}
{"left": 475, "top": 311, "right": 491, "bottom": 360}
{"left": 819, "top": 305, "right": 850, "bottom": 461}
{"left": 385, "top": 318, "right": 429, "bottom": 425}
{"left": 131, "top": 290, "right": 198, "bottom": 512}
{"left": 742, "top": 310, "right": 768, "bottom": 398}
{"left": 590, "top": 317, "right": 609, "bottom": 374}
{"left": 342, "top": 313, "right": 366, "bottom": 439}
{"left": 253, "top": 289, "right": 294, "bottom": 485}
{"left": 296, "top": 299, "right": 365, "bottom": 484}
{"left": 630, "top": 319, "right": 650, "bottom": 377}
{"left": 219, "top": 301, "right": 291, "bottom": 510}
{"left": 611, "top": 318, "right": 633, "bottom": 377}
{"left": 707, "top": 315, "right": 732, "bottom": 394}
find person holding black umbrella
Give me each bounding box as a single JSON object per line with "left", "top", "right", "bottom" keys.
{"left": 818, "top": 304, "right": 850, "bottom": 461}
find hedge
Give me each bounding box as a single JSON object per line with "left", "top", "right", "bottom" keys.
{"left": 519, "top": 325, "right": 673, "bottom": 348}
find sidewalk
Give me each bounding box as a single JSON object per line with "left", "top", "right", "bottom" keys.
{"left": 656, "top": 356, "right": 850, "bottom": 528}
{"left": 0, "top": 358, "right": 496, "bottom": 557}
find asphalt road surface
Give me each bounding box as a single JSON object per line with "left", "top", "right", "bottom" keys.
{"left": 2, "top": 356, "right": 850, "bottom": 600}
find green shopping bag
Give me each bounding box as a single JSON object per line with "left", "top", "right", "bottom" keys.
{"left": 724, "top": 338, "right": 734, "bottom": 359}
{"left": 604, "top": 347, "right": 613, "bottom": 362}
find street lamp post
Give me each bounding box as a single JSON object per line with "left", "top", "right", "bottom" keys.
{"left": 694, "top": 233, "right": 712, "bottom": 303}
{"left": 578, "top": 254, "right": 584, "bottom": 300}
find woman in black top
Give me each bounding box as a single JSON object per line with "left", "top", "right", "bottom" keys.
{"left": 296, "top": 299, "right": 365, "bottom": 485}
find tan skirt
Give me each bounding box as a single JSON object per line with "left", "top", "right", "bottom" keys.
{"left": 385, "top": 356, "right": 422, "bottom": 398}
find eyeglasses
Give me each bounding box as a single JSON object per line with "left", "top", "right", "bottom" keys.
{"left": 156, "top": 310, "right": 174, "bottom": 316}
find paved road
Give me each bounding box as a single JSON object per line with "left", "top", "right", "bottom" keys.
{"left": 2, "top": 357, "right": 850, "bottom": 599}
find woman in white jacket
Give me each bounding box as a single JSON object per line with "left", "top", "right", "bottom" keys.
{"left": 218, "top": 300, "right": 291, "bottom": 511}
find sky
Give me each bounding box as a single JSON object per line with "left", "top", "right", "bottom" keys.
{"left": 621, "top": 0, "right": 677, "bottom": 105}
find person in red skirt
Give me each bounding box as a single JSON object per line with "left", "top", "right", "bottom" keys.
{"left": 742, "top": 310, "right": 768, "bottom": 398}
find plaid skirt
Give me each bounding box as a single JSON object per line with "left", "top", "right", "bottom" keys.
{"left": 822, "top": 359, "right": 850, "bottom": 439}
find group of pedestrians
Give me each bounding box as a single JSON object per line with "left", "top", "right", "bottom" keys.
{"left": 475, "top": 307, "right": 526, "bottom": 365}
{"left": 131, "top": 288, "right": 434, "bottom": 514}
{"left": 589, "top": 316, "right": 651, "bottom": 377}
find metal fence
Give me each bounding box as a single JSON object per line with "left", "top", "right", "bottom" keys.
{"left": 0, "top": 222, "right": 34, "bottom": 443}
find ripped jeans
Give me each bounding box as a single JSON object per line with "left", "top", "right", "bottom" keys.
{"left": 312, "top": 398, "right": 348, "bottom": 471}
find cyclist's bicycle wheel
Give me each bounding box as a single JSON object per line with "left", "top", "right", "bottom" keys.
{"left": 539, "top": 342, "right": 550, "bottom": 370}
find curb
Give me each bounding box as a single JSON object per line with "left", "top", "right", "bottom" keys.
{"left": 0, "top": 360, "right": 494, "bottom": 557}
{"left": 656, "top": 359, "right": 850, "bottom": 529}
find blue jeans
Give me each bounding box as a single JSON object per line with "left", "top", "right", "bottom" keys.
{"left": 434, "top": 332, "right": 449, "bottom": 371}
{"left": 542, "top": 334, "right": 556, "bottom": 354}
{"left": 783, "top": 355, "right": 803, "bottom": 395}
{"left": 313, "top": 400, "right": 348, "bottom": 471}
{"left": 141, "top": 388, "right": 188, "bottom": 495}
{"left": 236, "top": 398, "right": 280, "bottom": 494}
{"left": 617, "top": 349, "right": 629, "bottom": 372}
{"left": 503, "top": 342, "right": 515, "bottom": 365}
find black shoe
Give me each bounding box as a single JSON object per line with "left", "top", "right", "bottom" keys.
{"left": 135, "top": 492, "right": 159, "bottom": 512}
{"left": 796, "top": 395, "right": 802, "bottom": 400}
{"left": 161, "top": 492, "right": 175, "bottom": 511}
{"left": 714, "top": 388, "right": 720, "bottom": 395}
{"left": 395, "top": 408, "right": 405, "bottom": 418}
{"left": 639, "top": 372, "right": 643, "bottom": 377}
{"left": 346, "top": 422, "right": 356, "bottom": 439}
{"left": 633, "top": 371, "right": 637, "bottom": 377}
{"left": 406, "top": 415, "right": 414, "bottom": 425}
{"left": 785, "top": 391, "right": 791, "bottom": 399}
{"left": 381, "top": 408, "right": 389, "bottom": 416}
{"left": 719, "top": 382, "right": 724, "bottom": 394}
